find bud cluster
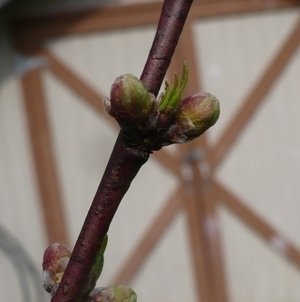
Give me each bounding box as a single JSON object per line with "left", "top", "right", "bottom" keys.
{"left": 105, "top": 64, "right": 220, "bottom": 151}
{"left": 42, "top": 242, "right": 136, "bottom": 302}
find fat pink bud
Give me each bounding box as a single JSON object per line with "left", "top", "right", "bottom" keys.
{"left": 106, "top": 74, "right": 155, "bottom": 129}
{"left": 164, "top": 92, "right": 220, "bottom": 143}
{"left": 42, "top": 243, "right": 71, "bottom": 296}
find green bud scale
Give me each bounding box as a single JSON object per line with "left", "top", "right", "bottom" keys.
{"left": 163, "top": 92, "right": 220, "bottom": 144}
{"left": 106, "top": 74, "right": 155, "bottom": 130}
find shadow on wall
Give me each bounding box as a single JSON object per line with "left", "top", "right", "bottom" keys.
{"left": 0, "top": 0, "right": 115, "bottom": 86}
{"left": 0, "top": 224, "right": 47, "bottom": 302}
{"left": 0, "top": 20, "right": 14, "bottom": 85}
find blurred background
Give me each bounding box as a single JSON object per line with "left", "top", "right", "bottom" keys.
{"left": 0, "top": 0, "right": 299, "bottom": 301}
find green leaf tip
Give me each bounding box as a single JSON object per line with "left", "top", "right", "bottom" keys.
{"left": 92, "top": 234, "right": 108, "bottom": 280}
{"left": 77, "top": 235, "right": 109, "bottom": 302}
{"left": 158, "top": 62, "right": 189, "bottom": 114}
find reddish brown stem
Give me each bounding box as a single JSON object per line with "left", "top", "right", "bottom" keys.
{"left": 51, "top": 1, "right": 193, "bottom": 301}
{"left": 141, "top": 0, "right": 193, "bottom": 96}
{"left": 51, "top": 133, "right": 148, "bottom": 302}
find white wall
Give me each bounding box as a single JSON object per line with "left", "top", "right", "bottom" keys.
{"left": 194, "top": 10, "right": 300, "bottom": 302}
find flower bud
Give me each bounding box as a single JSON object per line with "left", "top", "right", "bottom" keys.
{"left": 42, "top": 243, "right": 71, "bottom": 296}
{"left": 88, "top": 285, "right": 137, "bottom": 302}
{"left": 164, "top": 92, "right": 220, "bottom": 143}
{"left": 106, "top": 74, "right": 155, "bottom": 129}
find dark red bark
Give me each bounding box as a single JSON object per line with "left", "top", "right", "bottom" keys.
{"left": 51, "top": 133, "right": 148, "bottom": 302}
{"left": 51, "top": 1, "right": 193, "bottom": 301}
{"left": 141, "top": 0, "right": 193, "bottom": 96}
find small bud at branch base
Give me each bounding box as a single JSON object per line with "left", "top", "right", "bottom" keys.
{"left": 42, "top": 243, "right": 71, "bottom": 296}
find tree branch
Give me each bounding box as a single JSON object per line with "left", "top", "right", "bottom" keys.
{"left": 51, "top": 1, "right": 193, "bottom": 301}
{"left": 141, "top": 0, "right": 193, "bottom": 96}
